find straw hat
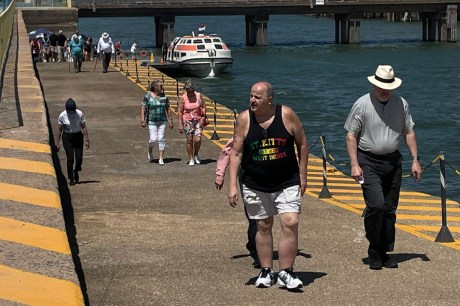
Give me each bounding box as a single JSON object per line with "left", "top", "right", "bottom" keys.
{"left": 102, "top": 32, "right": 109, "bottom": 38}
{"left": 367, "top": 65, "right": 402, "bottom": 90}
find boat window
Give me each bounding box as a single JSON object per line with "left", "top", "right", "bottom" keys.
{"left": 186, "top": 39, "right": 192, "bottom": 44}
{"left": 204, "top": 39, "right": 212, "bottom": 43}
{"left": 214, "top": 44, "right": 223, "bottom": 49}
{"left": 193, "top": 39, "right": 203, "bottom": 44}
{"left": 197, "top": 45, "right": 205, "bottom": 50}
{"left": 181, "top": 53, "right": 186, "bottom": 57}
{"left": 213, "top": 38, "right": 221, "bottom": 43}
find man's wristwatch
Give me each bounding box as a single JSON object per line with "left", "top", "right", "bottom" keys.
{"left": 412, "top": 156, "right": 420, "bottom": 161}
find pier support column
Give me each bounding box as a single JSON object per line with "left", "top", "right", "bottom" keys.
{"left": 441, "top": 5, "right": 457, "bottom": 42}
{"left": 421, "top": 12, "right": 441, "bottom": 42}
{"left": 155, "top": 15, "right": 175, "bottom": 48}
{"left": 245, "top": 14, "right": 269, "bottom": 46}
{"left": 334, "top": 14, "right": 360, "bottom": 44}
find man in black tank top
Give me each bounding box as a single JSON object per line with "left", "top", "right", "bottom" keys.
{"left": 227, "top": 81, "right": 309, "bottom": 290}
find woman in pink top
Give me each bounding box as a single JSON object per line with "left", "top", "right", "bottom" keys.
{"left": 177, "top": 79, "right": 207, "bottom": 166}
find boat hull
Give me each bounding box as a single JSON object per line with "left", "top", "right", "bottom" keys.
{"left": 178, "top": 58, "right": 233, "bottom": 78}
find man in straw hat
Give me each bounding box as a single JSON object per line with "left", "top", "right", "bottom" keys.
{"left": 344, "top": 65, "right": 422, "bottom": 270}
{"left": 97, "top": 32, "right": 114, "bottom": 73}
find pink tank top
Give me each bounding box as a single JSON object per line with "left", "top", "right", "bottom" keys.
{"left": 182, "top": 92, "right": 203, "bottom": 121}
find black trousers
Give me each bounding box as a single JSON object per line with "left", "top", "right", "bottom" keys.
{"left": 238, "top": 168, "right": 257, "bottom": 255}
{"left": 358, "top": 149, "right": 402, "bottom": 257}
{"left": 62, "top": 132, "right": 84, "bottom": 180}
{"left": 102, "top": 52, "right": 112, "bottom": 72}
{"left": 72, "top": 54, "right": 82, "bottom": 71}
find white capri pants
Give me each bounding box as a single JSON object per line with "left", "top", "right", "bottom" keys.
{"left": 148, "top": 121, "right": 166, "bottom": 150}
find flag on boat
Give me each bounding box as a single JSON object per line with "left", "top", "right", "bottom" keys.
{"left": 198, "top": 24, "right": 206, "bottom": 33}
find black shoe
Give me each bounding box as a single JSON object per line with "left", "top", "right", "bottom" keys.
{"left": 368, "top": 256, "right": 382, "bottom": 270}
{"left": 253, "top": 258, "right": 261, "bottom": 269}
{"left": 382, "top": 256, "right": 398, "bottom": 268}
{"left": 69, "top": 179, "right": 76, "bottom": 186}
{"left": 74, "top": 170, "right": 79, "bottom": 183}
{"left": 250, "top": 252, "right": 260, "bottom": 269}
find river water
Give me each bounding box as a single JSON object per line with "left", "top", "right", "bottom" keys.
{"left": 79, "top": 14, "right": 460, "bottom": 200}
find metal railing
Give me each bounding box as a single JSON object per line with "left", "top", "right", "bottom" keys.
{"left": 70, "top": 0, "right": 458, "bottom": 8}
{"left": 10, "top": 0, "right": 69, "bottom": 7}
{"left": 0, "top": 0, "right": 15, "bottom": 81}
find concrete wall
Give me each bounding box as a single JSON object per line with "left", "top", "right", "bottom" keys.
{"left": 21, "top": 7, "right": 77, "bottom": 36}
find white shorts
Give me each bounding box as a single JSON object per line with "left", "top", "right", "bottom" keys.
{"left": 242, "top": 184, "right": 301, "bottom": 219}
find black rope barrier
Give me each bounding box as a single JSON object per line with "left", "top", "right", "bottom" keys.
{"left": 125, "top": 59, "right": 130, "bottom": 77}
{"left": 435, "top": 153, "right": 455, "bottom": 243}
{"left": 318, "top": 135, "right": 332, "bottom": 198}
{"left": 147, "top": 64, "right": 150, "bottom": 85}
{"left": 134, "top": 59, "right": 140, "bottom": 83}
{"left": 210, "top": 100, "right": 220, "bottom": 140}
{"left": 308, "top": 137, "right": 320, "bottom": 152}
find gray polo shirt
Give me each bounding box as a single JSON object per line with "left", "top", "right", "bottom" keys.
{"left": 344, "top": 93, "right": 414, "bottom": 155}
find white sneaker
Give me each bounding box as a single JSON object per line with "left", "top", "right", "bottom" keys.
{"left": 159, "top": 159, "right": 164, "bottom": 165}
{"left": 188, "top": 159, "right": 195, "bottom": 166}
{"left": 255, "top": 268, "right": 275, "bottom": 288}
{"left": 148, "top": 152, "right": 154, "bottom": 162}
{"left": 277, "top": 268, "right": 303, "bottom": 289}
{"left": 194, "top": 155, "right": 201, "bottom": 164}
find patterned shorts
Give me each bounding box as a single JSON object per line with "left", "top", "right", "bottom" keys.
{"left": 183, "top": 120, "right": 202, "bottom": 137}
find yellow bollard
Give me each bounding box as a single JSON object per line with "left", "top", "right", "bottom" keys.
{"left": 150, "top": 53, "right": 154, "bottom": 63}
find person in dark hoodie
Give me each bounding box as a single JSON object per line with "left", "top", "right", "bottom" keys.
{"left": 56, "top": 98, "right": 90, "bottom": 186}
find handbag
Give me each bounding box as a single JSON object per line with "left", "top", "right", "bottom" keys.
{"left": 201, "top": 115, "right": 210, "bottom": 127}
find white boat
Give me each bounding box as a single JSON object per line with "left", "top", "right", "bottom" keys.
{"left": 165, "top": 32, "right": 233, "bottom": 78}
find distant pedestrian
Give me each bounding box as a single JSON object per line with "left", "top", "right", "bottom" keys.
{"left": 49, "top": 29, "right": 59, "bottom": 62}
{"left": 227, "top": 81, "right": 308, "bottom": 289}
{"left": 57, "top": 30, "right": 67, "bottom": 62}
{"left": 130, "top": 43, "right": 137, "bottom": 60}
{"left": 177, "top": 79, "right": 207, "bottom": 166}
{"left": 56, "top": 98, "right": 90, "bottom": 186}
{"left": 344, "top": 64, "right": 422, "bottom": 270}
{"left": 39, "top": 33, "right": 50, "bottom": 62}
{"left": 115, "top": 41, "right": 122, "bottom": 59}
{"left": 69, "top": 34, "right": 84, "bottom": 73}
{"left": 83, "top": 36, "right": 93, "bottom": 61}
{"left": 162, "top": 42, "right": 168, "bottom": 61}
{"left": 97, "top": 32, "right": 114, "bottom": 73}
{"left": 141, "top": 80, "right": 174, "bottom": 165}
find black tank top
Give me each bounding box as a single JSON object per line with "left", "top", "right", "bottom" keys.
{"left": 242, "top": 104, "right": 300, "bottom": 192}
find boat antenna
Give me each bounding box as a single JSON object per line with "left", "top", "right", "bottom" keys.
{"left": 192, "top": 31, "right": 195, "bottom": 37}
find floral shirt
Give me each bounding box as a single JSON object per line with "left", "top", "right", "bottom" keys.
{"left": 143, "top": 93, "right": 170, "bottom": 123}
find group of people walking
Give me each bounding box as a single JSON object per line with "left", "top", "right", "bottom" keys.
{"left": 68, "top": 31, "right": 116, "bottom": 73}
{"left": 55, "top": 64, "right": 422, "bottom": 291}
{"left": 141, "top": 79, "right": 207, "bottom": 166}
{"left": 217, "top": 65, "right": 421, "bottom": 290}
{"left": 31, "top": 29, "right": 117, "bottom": 74}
